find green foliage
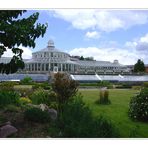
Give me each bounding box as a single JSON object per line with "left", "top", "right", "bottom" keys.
{"left": 24, "top": 107, "right": 50, "bottom": 123}
{"left": 29, "top": 89, "right": 51, "bottom": 106}
{"left": 134, "top": 59, "right": 145, "bottom": 73}
{"left": 98, "top": 81, "right": 111, "bottom": 88}
{"left": 20, "top": 76, "right": 33, "bottom": 85}
{"left": 115, "top": 83, "right": 132, "bottom": 89}
{"left": 132, "top": 86, "right": 141, "bottom": 90}
{"left": 32, "top": 82, "right": 51, "bottom": 90}
{"left": 97, "top": 89, "right": 111, "bottom": 105}
{"left": 143, "top": 82, "right": 148, "bottom": 88}
{"left": 79, "top": 83, "right": 98, "bottom": 87}
{"left": 129, "top": 88, "right": 148, "bottom": 122}
{"left": 0, "top": 81, "right": 18, "bottom": 91}
{"left": 53, "top": 95, "right": 118, "bottom": 137}
{"left": 0, "top": 91, "right": 20, "bottom": 106}
{"left": 0, "top": 115, "right": 7, "bottom": 124}
{"left": 18, "top": 97, "right": 32, "bottom": 106}
{"left": 14, "top": 85, "right": 33, "bottom": 97}
{"left": 52, "top": 73, "right": 78, "bottom": 110}
{"left": 0, "top": 10, "right": 47, "bottom": 74}
{"left": 79, "top": 56, "right": 84, "bottom": 60}
{"left": 4, "top": 104, "right": 20, "bottom": 112}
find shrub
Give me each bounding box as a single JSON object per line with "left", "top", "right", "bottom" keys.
{"left": 52, "top": 73, "right": 78, "bottom": 112}
{"left": 143, "top": 82, "right": 148, "bottom": 88}
{"left": 132, "top": 86, "right": 141, "bottom": 90}
{"left": 129, "top": 88, "right": 148, "bottom": 122}
{"left": 0, "top": 91, "right": 20, "bottom": 106}
{"left": 96, "top": 89, "right": 111, "bottom": 105}
{"left": 20, "top": 76, "right": 33, "bottom": 85}
{"left": 29, "top": 89, "right": 51, "bottom": 106}
{"left": 14, "top": 86, "right": 33, "bottom": 97}
{"left": 0, "top": 81, "right": 18, "bottom": 91}
{"left": 32, "top": 82, "right": 51, "bottom": 90}
{"left": 18, "top": 97, "right": 32, "bottom": 106}
{"left": 4, "top": 104, "right": 20, "bottom": 112}
{"left": 24, "top": 107, "right": 50, "bottom": 123}
{"left": 98, "top": 81, "right": 111, "bottom": 88}
{"left": 53, "top": 95, "right": 118, "bottom": 138}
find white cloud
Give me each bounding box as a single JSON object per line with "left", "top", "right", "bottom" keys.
{"left": 50, "top": 10, "right": 148, "bottom": 32}
{"left": 125, "top": 33, "right": 148, "bottom": 52}
{"left": 69, "top": 47, "right": 141, "bottom": 65}
{"left": 2, "top": 46, "right": 32, "bottom": 59}
{"left": 85, "top": 31, "right": 100, "bottom": 39}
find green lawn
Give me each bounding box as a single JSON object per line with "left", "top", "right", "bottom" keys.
{"left": 79, "top": 89, "right": 148, "bottom": 138}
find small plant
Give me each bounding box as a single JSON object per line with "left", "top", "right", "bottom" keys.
{"left": 96, "top": 89, "right": 111, "bottom": 105}
{"left": 29, "top": 88, "right": 51, "bottom": 106}
{"left": 18, "top": 97, "right": 32, "bottom": 106}
{"left": 20, "top": 76, "right": 33, "bottom": 85}
{"left": 4, "top": 104, "right": 20, "bottom": 112}
{"left": 24, "top": 107, "right": 50, "bottom": 123}
{"left": 129, "top": 88, "right": 148, "bottom": 122}
{"left": 0, "top": 81, "right": 18, "bottom": 91}
{"left": 14, "top": 87, "right": 34, "bottom": 97}
{"left": 0, "top": 91, "right": 20, "bottom": 106}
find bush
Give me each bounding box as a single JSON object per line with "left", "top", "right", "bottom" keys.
{"left": 24, "top": 107, "right": 50, "bottom": 123}
{"left": 132, "top": 86, "right": 141, "bottom": 90}
{"left": 4, "top": 104, "right": 20, "bottom": 112}
{"left": 129, "top": 88, "right": 148, "bottom": 122}
{"left": 18, "top": 97, "right": 32, "bottom": 106}
{"left": 0, "top": 91, "right": 20, "bottom": 106}
{"left": 98, "top": 81, "right": 111, "bottom": 88}
{"left": 14, "top": 85, "right": 33, "bottom": 97}
{"left": 52, "top": 95, "right": 118, "bottom": 138}
{"left": 32, "top": 82, "right": 51, "bottom": 90}
{"left": 143, "top": 82, "right": 148, "bottom": 88}
{"left": 0, "top": 81, "right": 18, "bottom": 91}
{"left": 96, "top": 89, "right": 111, "bottom": 105}
{"left": 20, "top": 76, "right": 33, "bottom": 85}
{"left": 52, "top": 73, "right": 78, "bottom": 113}
{"left": 29, "top": 89, "right": 51, "bottom": 106}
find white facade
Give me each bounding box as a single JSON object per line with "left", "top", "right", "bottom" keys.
{"left": 0, "top": 40, "right": 130, "bottom": 74}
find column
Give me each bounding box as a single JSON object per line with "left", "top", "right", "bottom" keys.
{"left": 37, "top": 63, "right": 38, "bottom": 72}
{"left": 61, "top": 63, "right": 63, "bottom": 72}
{"left": 44, "top": 63, "right": 46, "bottom": 71}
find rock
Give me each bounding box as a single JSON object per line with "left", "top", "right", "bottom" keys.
{"left": 0, "top": 121, "right": 11, "bottom": 128}
{"left": 28, "top": 104, "right": 49, "bottom": 111}
{"left": 48, "top": 108, "right": 57, "bottom": 120}
{"left": 0, "top": 125, "right": 18, "bottom": 138}
{"left": 39, "top": 104, "right": 49, "bottom": 111}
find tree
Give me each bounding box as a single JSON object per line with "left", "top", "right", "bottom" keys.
{"left": 0, "top": 10, "right": 47, "bottom": 74}
{"left": 133, "top": 59, "right": 145, "bottom": 73}
{"left": 79, "top": 56, "right": 84, "bottom": 60}
{"left": 52, "top": 73, "right": 78, "bottom": 112}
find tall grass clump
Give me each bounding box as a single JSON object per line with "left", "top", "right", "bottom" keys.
{"left": 96, "top": 89, "right": 111, "bottom": 105}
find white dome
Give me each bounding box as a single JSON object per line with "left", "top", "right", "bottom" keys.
{"left": 48, "top": 39, "right": 54, "bottom": 47}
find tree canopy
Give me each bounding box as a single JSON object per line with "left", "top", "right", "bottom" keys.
{"left": 0, "top": 10, "right": 47, "bottom": 74}
{"left": 133, "top": 59, "right": 145, "bottom": 73}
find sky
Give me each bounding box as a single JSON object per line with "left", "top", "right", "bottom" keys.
{"left": 3, "top": 9, "right": 148, "bottom": 65}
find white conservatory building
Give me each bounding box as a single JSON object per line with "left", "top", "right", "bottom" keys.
{"left": 0, "top": 39, "right": 131, "bottom": 75}
{"left": 22, "top": 39, "right": 130, "bottom": 75}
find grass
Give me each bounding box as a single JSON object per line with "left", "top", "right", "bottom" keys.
{"left": 79, "top": 89, "right": 148, "bottom": 138}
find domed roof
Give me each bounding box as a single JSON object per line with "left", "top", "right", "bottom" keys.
{"left": 47, "top": 39, "right": 54, "bottom": 47}
{"left": 33, "top": 39, "right": 69, "bottom": 56}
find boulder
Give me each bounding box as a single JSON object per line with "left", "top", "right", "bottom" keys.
{"left": 0, "top": 124, "right": 17, "bottom": 138}
{"left": 48, "top": 108, "right": 57, "bottom": 120}
{"left": 39, "top": 104, "right": 49, "bottom": 111}
{"left": 28, "top": 103, "right": 49, "bottom": 111}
